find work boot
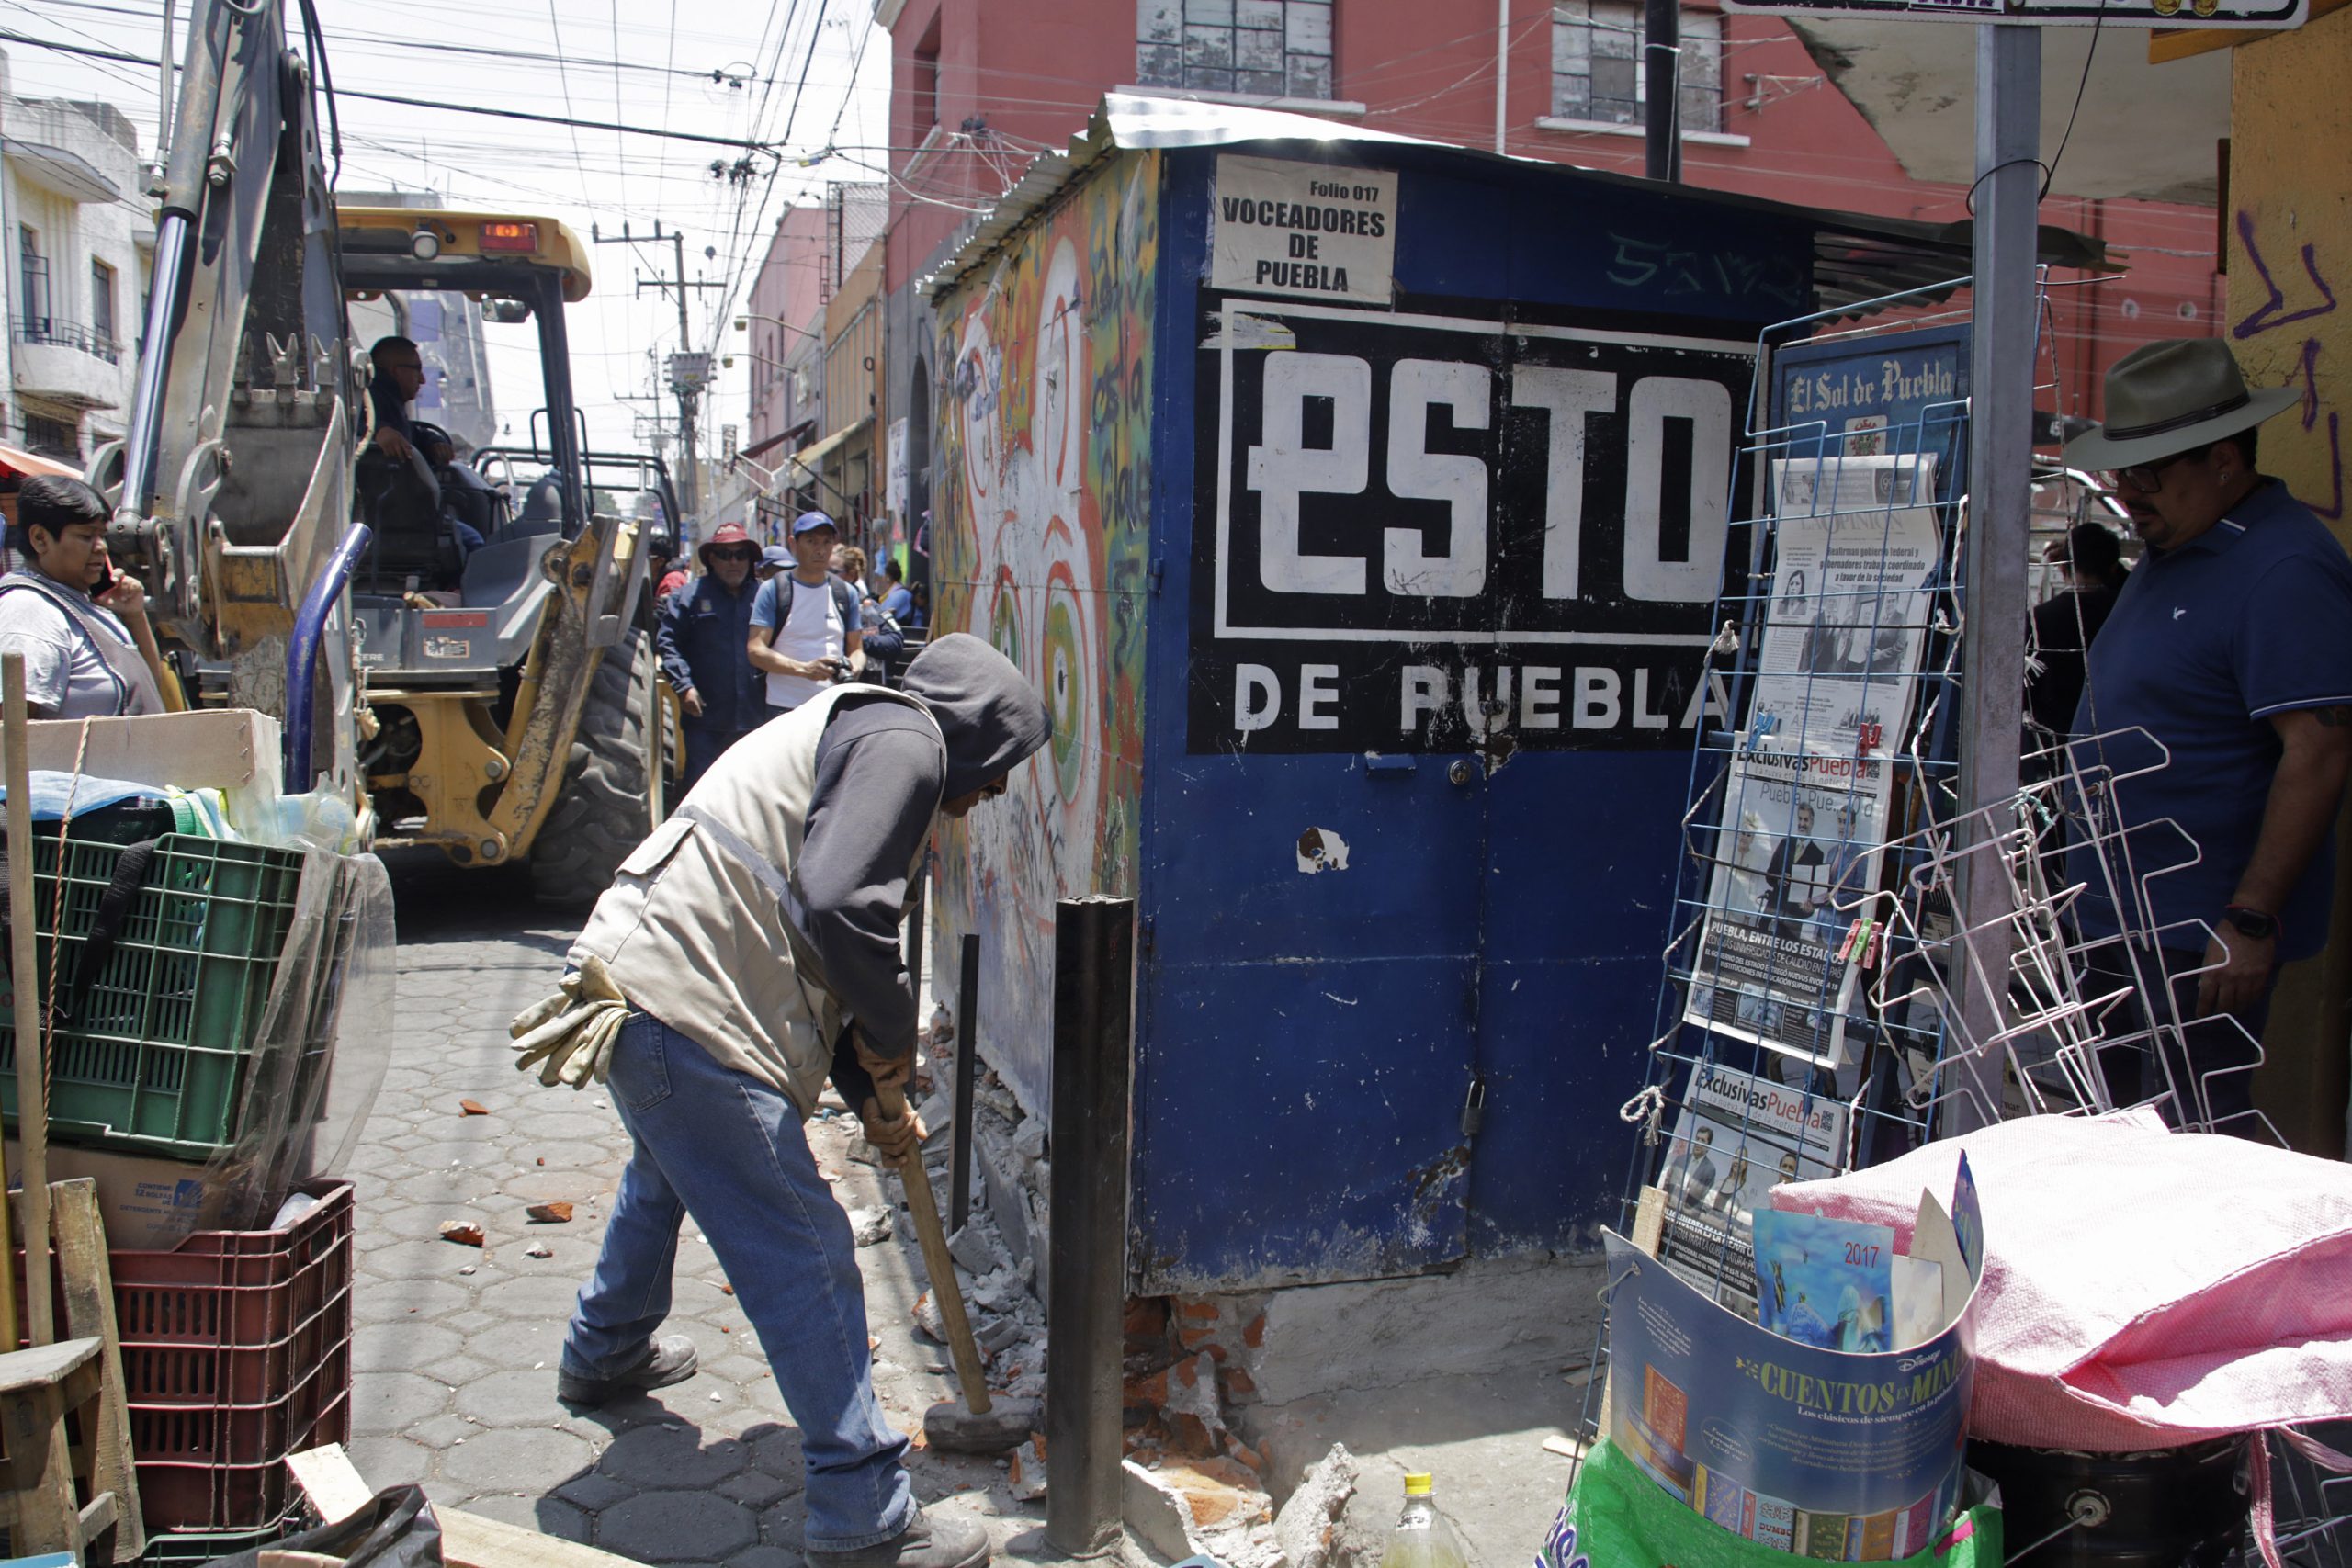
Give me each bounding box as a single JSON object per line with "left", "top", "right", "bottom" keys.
{"left": 555, "top": 1334, "right": 698, "bottom": 1405}
{"left": 806, "top": 1506, "right": 990, "bottom": 1568}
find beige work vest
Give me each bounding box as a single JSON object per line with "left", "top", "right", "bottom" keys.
{"left": 570, "top": 682, "right": 943, "bottom": 1116}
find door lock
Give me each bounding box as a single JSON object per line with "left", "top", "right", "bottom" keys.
{"left": 1461, "top": 1076, "right": 1487, "bottom": 1138}
{"left": 1447, "top": 759, "right": 1474, "bottom": 786}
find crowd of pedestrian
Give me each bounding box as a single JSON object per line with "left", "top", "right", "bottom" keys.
{"left": 652, "top": 508, "right": 931, "bottom": 789}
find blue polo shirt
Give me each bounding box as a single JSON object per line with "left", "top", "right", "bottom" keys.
{"left": 2066, "top": 480, "right": 2352, "bottom": 961}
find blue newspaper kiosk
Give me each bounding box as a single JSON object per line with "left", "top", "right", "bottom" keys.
{"left": 921, "top": 95, "right": 2013, "bottom": 1294}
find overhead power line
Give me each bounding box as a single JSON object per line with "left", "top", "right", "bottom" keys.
{"left": 0, "top": 27, "right": 793, "bottom": 153}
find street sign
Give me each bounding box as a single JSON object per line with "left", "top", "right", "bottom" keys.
{"left": 665, "top": 352, "right": 715, "bottom": 392}
{"left": 1724, "top": 0, "right": 2302, "bottom": 24}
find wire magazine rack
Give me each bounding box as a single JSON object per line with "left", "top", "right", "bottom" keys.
{"left": 1567, "top": 280, "right": 2349, "bottom": 1563}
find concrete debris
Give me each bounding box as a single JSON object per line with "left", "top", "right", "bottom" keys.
{"left": 927, "top": 1002, "right": 954, "bottom": 1045}
{"left": 913, "top": 1290, "right": 947, "bottom": 1344}
{"left": 977, "top": 1315, "right": 1024, "bottom": 1355}
{"left": 1125, "top": 1457, "right": 1282, "bottom": 1568}
{"left": 1274, "top": 1443, "right": 1361, "bottom": 1568}
{"left": 1011, "top": 1117, "right": 1047, "bottom": 1161}
{"left": 847, "top": 1207, "right": 894, "bottom": 1247}
{"left": 1007, "top": 1436, "right": 1047, "bottom": 1502}
{"left": 524, "top": 1242, "right": 554, "bottom": 1259}
{"left": 946, "top": 1223, "right": 1001, "bottom": 1280}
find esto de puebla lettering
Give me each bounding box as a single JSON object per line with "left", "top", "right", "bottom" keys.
{"left": 1222, "top": 349, "right": 1736, "bottom": 739}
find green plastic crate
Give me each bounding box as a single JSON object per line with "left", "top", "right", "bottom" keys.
{"left": 0, "top": 833, "right": 305, "bottom": 1157}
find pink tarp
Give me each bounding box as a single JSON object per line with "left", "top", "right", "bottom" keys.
{"left": 1775, "top": 1109, "right": 2352, "bottom": 1452}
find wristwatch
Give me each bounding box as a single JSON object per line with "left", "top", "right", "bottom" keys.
{"left": 2223, "top": 905, "right": 2279, "bottom": 941}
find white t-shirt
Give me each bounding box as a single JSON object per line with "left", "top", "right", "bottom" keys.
{"left": 0, "top": 579, "right": 149, "bottom": 718}
{"left": 758, "top": 571, "right": 845, "bottom": 710}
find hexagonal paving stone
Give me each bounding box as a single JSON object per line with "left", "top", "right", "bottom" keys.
{"left": 514, "top": 1141, "right": 615, "bottom": 1171}
{"left": 354, "top": 1278, "right": 474, "bottom": 1324}
{"left": 445, "top": 1495, "right": 594, "bottom": 1541}
{"left": 554, "top": 1470, "right": 638, "bottom": 1512}
{"left": 716, "top": 1470, "right": 798, "bottom": 1509}
{"left": 457, "top": 1369, "right": 580, "bottom": 1428}
{"left": 452, "top": 1317, "right": 566, "bottom": 1369}
{"left": 596, "top": 1424, "right": 751, "bottom": 1488}
{"left": 351, "top": 1371, "right": 452, "bottom": 1428}
{"left": 362, "top": 1239, "right": 494, "bottom": 1282}
{"left": 478, "top": 1273, "right": 589, "bottom": 1321}
{"left": 354, "top": 1323, "right": 467, "bottom": 1373}
{"left": 345, "top": 1432, "right": 433, "bottom": 1489}
{"left": 438, "top": 1426, "right": 596, "bottom": 1495}
{"left": 601, "top": 1493, "right": 759, "bottom": 1562}
{"left": 743, "top": 1426, "right": 808, "bottom": 1489}
{"left": 755, "top": 1496, "right": 808, "bottom": 1549}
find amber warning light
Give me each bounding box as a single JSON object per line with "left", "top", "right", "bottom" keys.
{"left": 479, "top": 222, "right": 539, "bottom": 254}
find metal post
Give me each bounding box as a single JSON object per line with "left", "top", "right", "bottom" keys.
{"left": 1644, "top": 0, "right": 1681, "bottom": 182}
{"left": 672, "top": 231, "right": 701, "bottom": 518}
{"left": 951, "top": 931, "right": 979, "bottom": 1232}
{"left": 1494, "top": 0, "right": 1510, "bottom": 155}
{"left": 905, "top": 862, "right": 927, "bottom": 1055}
{"left": 1045, "top": 897, "right": 1134, "bottom": 1559}
{"left": 1946, "top": 22, "right": 2041, "bottom": 1134}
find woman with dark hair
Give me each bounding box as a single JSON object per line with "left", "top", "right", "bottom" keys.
{"left": 0, "top": 475, "right": 169, "bottom": 717}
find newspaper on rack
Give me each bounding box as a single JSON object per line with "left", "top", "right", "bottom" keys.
{"left": 1753, "top": 455, "right": 1942, "bottom": 760}
{"left": 1685, "top": 750, "right": 1892, "bottom": 1066}
{"left": 1654, "top": 1059, "right": 1850, "bottom": 1314}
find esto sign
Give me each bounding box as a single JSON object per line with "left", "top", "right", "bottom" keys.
{"left": 1188, "top": 299, "right": 1755, "bottom": 754}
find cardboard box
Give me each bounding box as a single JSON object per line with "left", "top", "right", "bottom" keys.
{"left": 6, "top": 1140, "right": 228, "bottom": 1250}
{"left": 17, "top": 707, "right": 283, "bottom": 834}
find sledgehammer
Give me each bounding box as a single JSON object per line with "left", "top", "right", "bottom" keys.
{"left": 873, "top": 1077, "right": 1039, "bottom": 1453}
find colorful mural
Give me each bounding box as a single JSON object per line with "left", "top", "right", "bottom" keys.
{"left": 932, "top": 152, "right": 1159, "bottom": 1115}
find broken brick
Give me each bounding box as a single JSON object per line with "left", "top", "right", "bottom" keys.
{"left": 1220, "top": 1366, "right": 1258, "bottom": 1401}
{"left": 1176, "top": 1300, "right": 1221, "bottom": 1323}
{"left": 1166, "top": 1413, "right": 1222, "bottom": 1458}
{"left": 526, "top": 1201, "right": 574, "bottom": 1224}
{"left": 1242, "top": 1314, "right": 1267, "bottom": 1349}
{"left": 1124, "top": 1298, "right": 1170, "bottom": 1338}
{"left": 438, "top": 1222, "right": 484, "bottom": 1247}
{"left": 1154, "top": 1458, "right": 1272, "bottom": 1529}
{"left": 458, "top": 1099, "right": 491, "bottom": 1117}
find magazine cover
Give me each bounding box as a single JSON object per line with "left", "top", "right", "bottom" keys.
{"left": 1685, "top": 750, "right": 1893, "bottom": 1065}
{"left": 1753, "top": 456, "right": 1943, "bottom": 760}
{"left": 1752, "top": 1210, "right": 1898, "bottom": 1352}
{"left": 1655, "top": 1060, "right": 1851, "bottom": 1313}
{"left": 1602, "top": 1226, "right": 1977, "bottom": 1562}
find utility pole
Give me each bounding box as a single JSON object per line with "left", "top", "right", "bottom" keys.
{"left": 1644, "top": 0, "right": 1682, "bottom": 181}
{"left": 1944, "top": 22, "right": 2041, "bottom": 1133}
{"left": 590, "top": 221, "right": 728, "bottom": 520}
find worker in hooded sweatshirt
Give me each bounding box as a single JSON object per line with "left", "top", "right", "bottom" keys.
{"left": 515, "top": 633, "right": 1046, "bottom": 1568}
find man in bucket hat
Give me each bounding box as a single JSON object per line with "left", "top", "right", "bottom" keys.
{"left": 657, "top": 521, "right": 767, "bottom": 790}
{"left": 2063, "top": 338, "right": 2352, "bottom": 1134}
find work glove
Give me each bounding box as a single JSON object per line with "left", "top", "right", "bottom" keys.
{"left": 510, "top": 954, "right": 629, "bottom": 1089}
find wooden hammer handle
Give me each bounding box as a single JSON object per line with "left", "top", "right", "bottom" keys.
{"left": 875, "top": 1079, "right": 992, "bottom": 1416}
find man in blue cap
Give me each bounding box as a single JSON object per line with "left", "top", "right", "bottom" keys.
{"left": 750, "top": 510, "right": 864, "bottom": 714}
{"left": 657, "top": 521, "right": 767, "bottom": 791}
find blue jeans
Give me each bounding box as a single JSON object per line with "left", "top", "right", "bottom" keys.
{"left": 562, "top": 1011, "right": 914, "bottom": 1551}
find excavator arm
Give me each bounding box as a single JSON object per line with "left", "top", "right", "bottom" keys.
{"left": 99, "top": 0, "right": 365, "bottom": 795}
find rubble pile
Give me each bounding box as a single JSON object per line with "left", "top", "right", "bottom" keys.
{"left": 1121, "top": 1292, "right": 1284, "bottom": 1568}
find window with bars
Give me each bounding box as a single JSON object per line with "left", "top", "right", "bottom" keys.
{"left": 1137, "top": 0, "right": 1334, "bottom": 102}
{"left": 90, "top": 259, "right": 116, "bottom": 346}
{"left": 18, "top": 226, "right": 49, "bottom": 333}
{"left": 1551, "top": 2, "right": 1723, "bottom": 134}
{"left": 21, "top": 412, "right": 77, "bottom": 460}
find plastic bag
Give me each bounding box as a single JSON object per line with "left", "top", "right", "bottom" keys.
{"left": 199, "top": 1483, "right": 442, "bottom": 1568}
{"left": 1537, "top": 1440, "right": 2002, "bottom": 1568}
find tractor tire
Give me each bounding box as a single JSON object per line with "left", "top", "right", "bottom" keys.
{"left": 528, "top": 630, "right": 668, "bottom": 909}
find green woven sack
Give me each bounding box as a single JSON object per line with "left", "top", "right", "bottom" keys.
{"left": 1538, "top": 1439, "right": 2002, "bottom": 1568}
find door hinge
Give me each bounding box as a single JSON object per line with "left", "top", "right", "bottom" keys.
{"left": 1461, "top": 1074, "right": 1486, "bottom": 1139}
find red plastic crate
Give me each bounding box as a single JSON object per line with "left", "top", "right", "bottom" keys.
{"left": 17, "top": 1181, "right": 355, "bottom": 1536}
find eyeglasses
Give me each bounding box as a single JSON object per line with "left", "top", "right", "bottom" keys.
{"left": 2103, "top": 443, "right": 2213, "bottom": 494}
{"left": 710, "top": 547, "right": 756, "bottom": 562}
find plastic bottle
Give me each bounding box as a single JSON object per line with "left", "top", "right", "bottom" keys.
{"left": 1380, "top": 1473, "right": 1468, "bottom": 1568}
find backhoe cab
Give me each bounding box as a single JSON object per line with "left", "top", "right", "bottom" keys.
{"left": 334, "top": 208, "right": 675, "bottom": 904}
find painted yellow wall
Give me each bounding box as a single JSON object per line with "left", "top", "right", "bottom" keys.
{"left": 2229, "top": 5, "right": 2352, "bottom": 1152}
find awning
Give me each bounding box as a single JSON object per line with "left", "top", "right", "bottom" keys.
{"left": 789, "top": 416, "right": 874, "bottom": 475}
{"left": 0, "top": 443, "right": 79, "bottom": 479}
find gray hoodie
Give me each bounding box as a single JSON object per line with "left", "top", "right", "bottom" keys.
{"left": 798, "top": 634, "right": 1050, "bottom": 1088}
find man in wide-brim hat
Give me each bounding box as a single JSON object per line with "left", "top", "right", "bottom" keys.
{"left": 2060, "top": 337, "right": 2352, "bottom": 1135}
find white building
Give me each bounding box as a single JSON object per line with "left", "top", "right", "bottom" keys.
{"left": 0, "top": 53, "right": 146, "bottom": 464}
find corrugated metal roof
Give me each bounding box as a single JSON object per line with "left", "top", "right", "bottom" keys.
{"left": 920, "top": 92, "right": 2111, "bottom": 316}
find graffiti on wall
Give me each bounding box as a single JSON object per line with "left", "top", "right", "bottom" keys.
{"left": 2233, "top": 209, "right": 2343, "bottom": 522}
{"left": 932, "top": 152, "right": 1160, "bottom": 1115}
